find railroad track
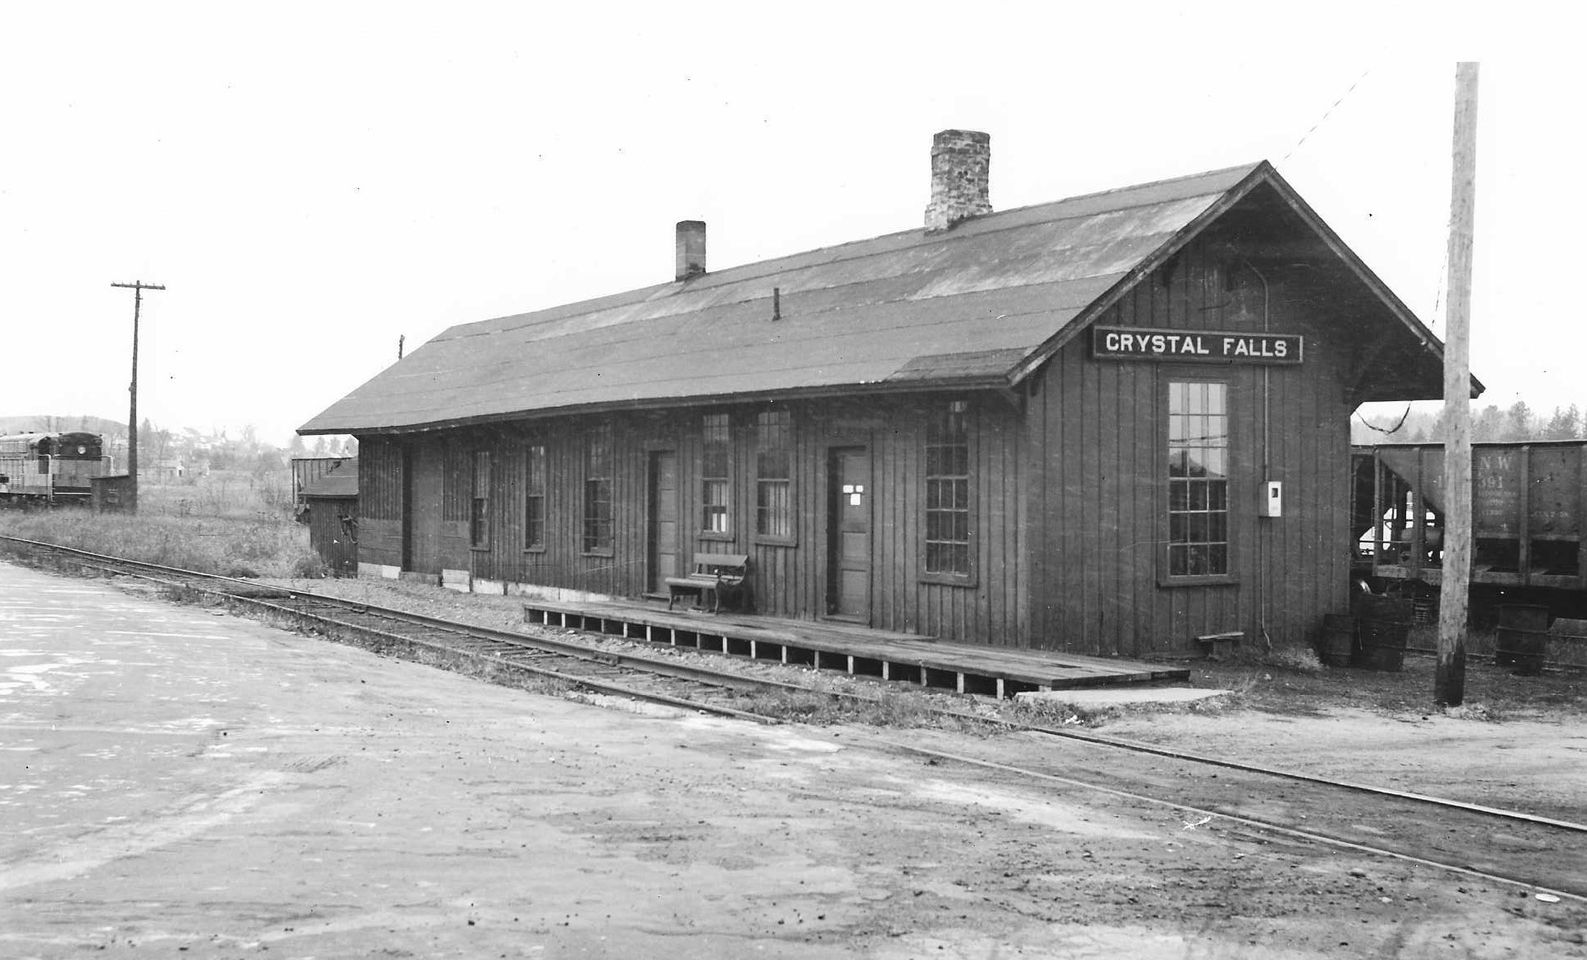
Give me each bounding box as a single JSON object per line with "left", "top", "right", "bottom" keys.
{"left": 0, "top": 535, "right": 862, "bottom": 724}
{"left": 5, "top": 533, "right": 1585, "bottom": 905}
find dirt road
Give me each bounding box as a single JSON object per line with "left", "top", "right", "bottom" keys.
{"left": 2, "top": 561, "right": 1583, "bottom": 958}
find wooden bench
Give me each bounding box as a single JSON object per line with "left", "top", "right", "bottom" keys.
{"left": 666, "top": 553, "right": 749, "bottom": 613}
{"left": 1196, "top": 631, "right": 1243, "bottom": 661}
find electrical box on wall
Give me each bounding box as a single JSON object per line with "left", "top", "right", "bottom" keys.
{"left": 1261, "top": 480, "right": 1283, "bottom": 518}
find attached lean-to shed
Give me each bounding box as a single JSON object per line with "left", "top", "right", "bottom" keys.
{"left": 299, "top": 458, "right": 359, "bottom": 577}
{"left": 301, "top": 131, "right": 1478, "bottom": 657}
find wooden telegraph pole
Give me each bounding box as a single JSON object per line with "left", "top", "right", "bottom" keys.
{"left": 1436, "top": 63, "right": 1479, "bottom": 707}
{"left": 111, "top": 280, "right": 165, "bottom": 513}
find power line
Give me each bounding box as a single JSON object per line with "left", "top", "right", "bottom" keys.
{"left": 1283, "top": 68, "right": 1372, "bottom": 162}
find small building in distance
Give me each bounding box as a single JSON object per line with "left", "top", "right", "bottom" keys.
{"left": 300, "top": 131, "right": 1477, "bottom": 657}
{"left": 148, "top": 458, "right": 185, "bottom": 483}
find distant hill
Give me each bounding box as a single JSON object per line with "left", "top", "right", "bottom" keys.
{"left": 0, "top": 415, "right": 126, "bottom": 437}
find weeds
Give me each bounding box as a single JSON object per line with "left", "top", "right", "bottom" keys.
{"left": 1259, "top": 644, "right": 1324, "bottom": 674}
{"left": 733, "top": 685, "right": 1002, "bottom": 730}
{"left": 0, "top": 477, "right": 311, "bottom": 579}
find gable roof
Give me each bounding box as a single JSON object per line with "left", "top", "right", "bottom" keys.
{"left": 301, "top": 161, "right": 1469, "bottom": 435}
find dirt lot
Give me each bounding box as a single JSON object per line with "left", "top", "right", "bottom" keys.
{"left": 5, "top": 564, "right": 1586, "bottom": 958}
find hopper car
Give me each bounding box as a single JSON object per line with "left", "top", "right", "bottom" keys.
{"left": 1352, "top": 440, "right": 1587, "bottom": 616}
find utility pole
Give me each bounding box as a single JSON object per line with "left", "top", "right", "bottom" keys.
{"left": 111, "top": 280, "right": 166, "bottom": 513}
{"left": 1436, "top": 63, "right": 1479, "bottom": 707}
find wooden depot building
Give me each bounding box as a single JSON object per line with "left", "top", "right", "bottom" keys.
{"left": 300, "top": 130, "right": 1475, "bottom": 658}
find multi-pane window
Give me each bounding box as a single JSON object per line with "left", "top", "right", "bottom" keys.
{"left": 1168, "top": 381, "right": 1229, "bottom": 577}
{"left": 701, "top": 414, "right": 730, "bottom": 534}
{"left": 925, "top": 401, "right": 971, "bottom": 577}
{"left": 583, "top": 424, "right": 613, "bottom": 553}
{"left": 755, "top": 409, "right": 792, "bottom": 540}
{"left": 470, "top": 451, "right": 490, "bottom": 549}
{"left": 524, "top": 445, "right": 546, "bottom": 550}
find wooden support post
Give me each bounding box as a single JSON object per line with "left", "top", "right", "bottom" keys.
{"left": 111, "top": 280, "right": 165, "bottom": 514}
{"left": 1518, "top": 448, "right": 1532, "bottom": 587}
{"left": 1436, "top": 61, "right": 1479, "bottom": 708}
{"left": 1409, "top": 452, "right": 1425, "bottom": 579}
{"left": 1371, "top": 451, "right": 1384, "bottom": 571}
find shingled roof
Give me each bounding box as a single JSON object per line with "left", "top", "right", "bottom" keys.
{"left": 301, "top": 160, "right": 1460, "bottom": 435}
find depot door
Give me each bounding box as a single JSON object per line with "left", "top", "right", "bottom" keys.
{"left": 403, "top": 441, "right": 443, "bottom": 575}
{"left": 648, "top": 451, "right": 680, "bottom": 595}
{"left": 827, "top": 447, "right": 871, "bottom": 621}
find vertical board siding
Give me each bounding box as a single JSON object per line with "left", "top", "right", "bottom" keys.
{"left": 383, "top": 397, "right": 1026, "bottom": 646}
{"left": 1027, "top": 234, "right": 1353, "bottom": 654}
{"left": 355, "top": 436, "right": 403, "bottom": 566}
{"left": 354, "top": 237, "right": 1354, "bottom": 656}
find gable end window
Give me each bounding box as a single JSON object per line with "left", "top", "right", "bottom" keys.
{"left": 924, "top": 401, "right": 972, "bottom": 579}
{"left": 1167, "top": 381, "right": 1229, "bottom": 578}
{"left": 701, "top": 413, "right": 731, "bottom": 535}
{"left": 583, "top": 424, "right": 613, "bottom": 555}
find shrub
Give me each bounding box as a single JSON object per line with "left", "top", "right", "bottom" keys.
{"left": 290, "top": 552, "right": 330, "bottom": 579}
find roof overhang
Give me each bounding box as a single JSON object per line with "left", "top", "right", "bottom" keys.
{"left": 301, "top": 377, "right": 1021, "bottom": 437}
{"left": 1002, "top": 162, "right": 1482, "bottom": 403}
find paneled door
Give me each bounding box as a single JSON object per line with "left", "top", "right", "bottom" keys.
{"left": 827, "top": 447, "right": 871, "bottom": 621}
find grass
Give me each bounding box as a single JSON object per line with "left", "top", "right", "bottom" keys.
{"left": 0, "top": 471, "right": 321, "bottom": 579}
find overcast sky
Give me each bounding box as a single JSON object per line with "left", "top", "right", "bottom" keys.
{"left": 2, "top": 3, "right": 1579, "bottom": 445}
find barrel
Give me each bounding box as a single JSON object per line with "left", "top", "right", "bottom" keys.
{"left": 1353, "top": 596, "right": 1412, "bottom": 671}
{"left": 1495, "top": 604, "right": 1550, "bottom": 676}
{"left": 1318, "top": 614, "right": 1356, "bottom": 668}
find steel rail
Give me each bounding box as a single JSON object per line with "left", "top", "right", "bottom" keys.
{"left": 0, "top": 534, "right": 859, "bottom": 701}
{"left": 5, "top": 534, "right": 1584, "bottom": 839}
{"left": 0, "top": 533, "right": 863, "bottom": 695}
{"left": 0, "top": 535, "right": 805, "bottom": 724}
{"left": 883, "top": 739, "right": 1587, "bottom": 905}
{"left": 234, "top": 594, "right": 785, "bottom": 725}
{"left": 934, "top": 707, "right": 1587, "bottom": 835}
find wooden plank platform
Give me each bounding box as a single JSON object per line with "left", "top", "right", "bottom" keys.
{"left": 522, "top": 597, "right": 1189, "bottom": 698}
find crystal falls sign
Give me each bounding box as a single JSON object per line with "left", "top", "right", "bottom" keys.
{"left": 1091, "top": 327, "right": 1303, "bottom": 364}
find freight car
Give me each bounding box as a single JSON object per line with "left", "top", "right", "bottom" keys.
{"left": 0, "top": 432, "right": 114, "bottom": 504}
{"left": 1352, "top": 441, "right": 1587, "bottom": 614}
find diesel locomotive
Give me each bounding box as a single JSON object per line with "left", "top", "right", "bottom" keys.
{"left": 0, "top": 432, "right": 113, "bottom": 504}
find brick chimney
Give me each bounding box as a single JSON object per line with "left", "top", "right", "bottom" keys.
{"left": 675, "top": 220, "right": 706, "bottom": 281}
{"left": 923, "top": 130, "right": 992, "bottom": 233}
